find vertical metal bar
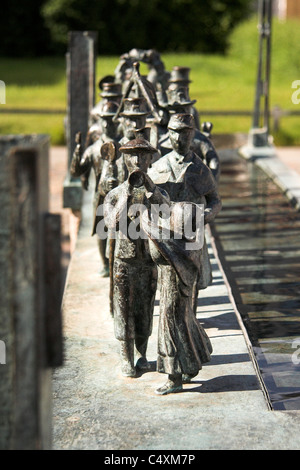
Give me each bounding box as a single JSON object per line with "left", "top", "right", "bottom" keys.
{"left": 264, "top": 0, "right": 272, "bottom": 133}
{"left": 63, "top": 31, "right": 98, "bottom": 210}
{"left": 253, "top": 0, "right": 273, "bottom": 134}
{"left": 253, "top": 0, "right": 264, "bottom": 128}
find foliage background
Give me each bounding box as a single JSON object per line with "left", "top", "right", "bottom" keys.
{"left": 0, "top": 0, "right": 253, "bottom": 56}
{"left": 0, "top": 2, "right": 299, "bottom": 146}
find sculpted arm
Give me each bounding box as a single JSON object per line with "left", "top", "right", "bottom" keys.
{"left": 198, "top": 136, "right": 220, "bottom": 181}
{"left": 204, "top": 188, "right": 222, "bottom": 225}
{"left": 104, "top": 188, "right": 129, "bottom": 233}
{"left": 70, "top": 131, "right": 92, "bottom": 177}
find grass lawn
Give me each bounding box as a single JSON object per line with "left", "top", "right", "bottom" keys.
{"left": 0, "top": 16, "right": 300, "bottom": 145}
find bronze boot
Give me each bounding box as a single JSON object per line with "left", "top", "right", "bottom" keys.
{"left": 119, "top": 339, "right": 136, "bottom": 377}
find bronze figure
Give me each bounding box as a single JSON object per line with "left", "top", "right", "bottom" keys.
{"left": 70, "top": 101, "right": 121, "bottom": 277}
{"left": 105, "top": 135, "right": 216, "bottom": 394}
{"left": 103, "top": 138, "right": 162, "bottom": 377}
{"left": 149, "top": 114, "right": 222, "bottom": 313}
{"left": 142, "top": 198, "right": 213, "bottom": 395}
{"left": 71, "top": 53, "right": 223, "bottom": 395}
{"left": 167, "top": 66, "right": 200, "bottom": 130}
{"left": 158, "top": 110, "right": 220, "bottom": 182}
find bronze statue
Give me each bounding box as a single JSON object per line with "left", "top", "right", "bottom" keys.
{"left": 103, "top": 138, "right": 162, "bottom": 377}
{"left": 70, "top": 101, "right": 121, "bottom": 277}
{"left": 86, "top": 81, "right": 123, "bottom": 148}
{"left": 142, "top": 196, "right": 213, "bottom": 395}
{"left": 98, "top": 97, "right": 157, "bottom": 317}
{"left": 158, "top": 108, "right": 220, "bottom": 182}
{"left": 104, "top": 136, "right": 215, "bottom": 394}
{"left": 70, "top": 53, "right": 224, "bottom": 395}
{"left": 166, "top": 66, "right": 200, "bottom": 130}
{"left": 149, "top": 113, "right": 222, "bottom": 313}
{"left": 90, "top": 80, "right": 122, "bottom": 126}
{"left": 115, "top": 49, "right": 170, "bottom": 105}
{"left": 118, "top": 96, "right": 160, "bottom": 164}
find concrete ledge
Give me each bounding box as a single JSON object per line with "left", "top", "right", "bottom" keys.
{"left": 238, "top": 147, "right": 300, "bottom": 211}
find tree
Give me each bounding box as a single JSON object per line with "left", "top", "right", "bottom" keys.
{"left": 42, "top": 0, "right": 253, "bottom": 55}
{"left": 0, "top": 0, "right": 52, "bottom": 56}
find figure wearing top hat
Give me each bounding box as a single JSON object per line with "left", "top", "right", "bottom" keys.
{"left": 118, "top": 97, "right": 161, "bottom": 171}
{"left": 103, "top": 138, "right": 168, "bottom": 378}
{"left": 86, "top": 80, "right": 123, "bottom": 147}
{"left": 99, "top": 97, "right": 151, "bottom": 195}
{"left": 92, "top": 80, "right": 123, "bottom": 117}
{"left": 166, "top": 66, "right": 200, "bottom": 130}
{"left": 98, "top": 98, "right": 160, "bottom": 317}
{"left": 71, "top": 101, "right": 121, "bottom": 277}
{"left": 159, "top": 82, "right": 221, "bottom": 182}
{"left": 149, "top": 113, "right": 221, "bottom": 315}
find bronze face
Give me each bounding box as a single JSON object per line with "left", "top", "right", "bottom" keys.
{"left": 168, "top": 127, "right": 194, "bottom": 155}
{"left": 125, "top": 151, "right": 152, "bottom": 174}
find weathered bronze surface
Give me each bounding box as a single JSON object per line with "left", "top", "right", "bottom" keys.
{"left": 153, "top": 117, "right": 221, "bottom": 296}
{"left": 70, "top": 101, "right": 121, "bottom": 276}
{"left": 103, "top": 139, "right": 160, "bottom": 377}
{"left": 71, "top": 52, "right": 222, "bottom": 393}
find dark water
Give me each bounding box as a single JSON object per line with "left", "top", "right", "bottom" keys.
{"left": 211, "top": 150, "right": 300, "bottom": 410}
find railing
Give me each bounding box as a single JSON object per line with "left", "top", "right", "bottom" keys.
{"left": 199, "top": 107, "right": 300, "bottom": 133}
{"left": 0, "top": 108, "right": 65, "bottom": 114}
{"left": 0, "top": 106, "right": 299, "bottom": 132}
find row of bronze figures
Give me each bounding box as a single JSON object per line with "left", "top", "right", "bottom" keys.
{"left": 71, "top": 49, "right": 222, "bottom": 395}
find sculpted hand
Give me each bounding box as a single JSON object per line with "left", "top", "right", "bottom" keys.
{"left": 75, "top": 131, "right": 82, "bottom": 151}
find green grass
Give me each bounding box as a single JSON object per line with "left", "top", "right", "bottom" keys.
{"left": 1, "top": 16, "right": 300, "bottom": 145}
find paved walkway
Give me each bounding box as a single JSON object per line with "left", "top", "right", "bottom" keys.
{"left": 50, "top": 145, "right": 300, "bottom": 450}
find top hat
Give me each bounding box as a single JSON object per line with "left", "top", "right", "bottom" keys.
{"left": 98, "top": 75, "right": 115, "bottom": 90}
{"left": 100, "top": 82, "right": 123, "bottom": 98}
{"left": 168, "top": 113, "right": 195, "bottom": 131}
{"left": 119, "top": 137, "right": 157, "bottom": 154}
{"left": 120, "top": 97, "right": 150, "bottom": 117}
{"left": 169, "top": 66, "right": 192, "bottom": 84}
{"left": 134, "top": 126, "right": 151, "bottom": 141}
{"left": 167, "top": 84, "right": 196, "bottom": 108}
{"left": 97, "top": 101, "right": 119, "bottom": 118}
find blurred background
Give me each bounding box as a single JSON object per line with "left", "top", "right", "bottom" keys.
{"left": 0, "top": 0, "right": 299, "bottom": 146}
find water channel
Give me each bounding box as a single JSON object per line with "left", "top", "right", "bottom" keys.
{"left": 211, "top": 149, "right": 300, "bottom": 410}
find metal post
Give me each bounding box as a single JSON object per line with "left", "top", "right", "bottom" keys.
{"left": 253, "top": 0, "right": 273, "bottom": 134}
{"left": 63, "top": 31, "right": 98, "bottom": 210}
{"left": 240, "top": 0, "right": 275, "bottom": 159}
